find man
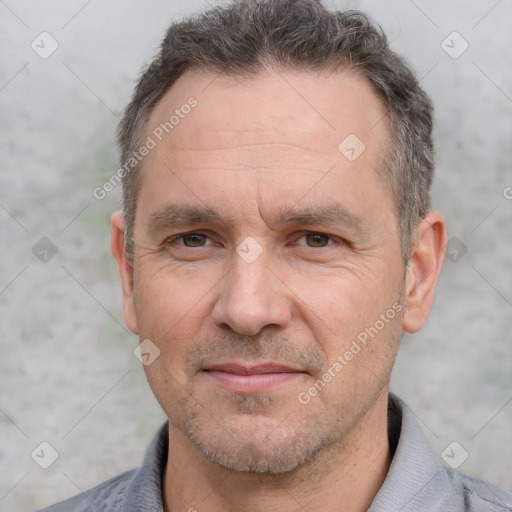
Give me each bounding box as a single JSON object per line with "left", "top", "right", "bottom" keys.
{"left": 38, "top": 0, "right": 512, "bottom": 511}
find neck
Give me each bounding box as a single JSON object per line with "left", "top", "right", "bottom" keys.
{"left": 163, "top": 391, "right": 391, "bottom": 512}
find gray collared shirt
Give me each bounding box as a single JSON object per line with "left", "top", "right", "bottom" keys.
{"left": 37, "top": 395, "right": 512, "bottom": 511}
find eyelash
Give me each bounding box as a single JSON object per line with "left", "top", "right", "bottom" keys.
{"left": 165, "top": 231, "right": 344, "bottom": 249}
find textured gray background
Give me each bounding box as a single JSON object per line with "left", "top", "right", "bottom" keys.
{"left": 0, "top": 1, "right": 511, "bottom": 510}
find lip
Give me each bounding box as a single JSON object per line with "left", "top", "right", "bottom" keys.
{"left": 205, "top": 363, "right": 303, "bottom": 374}
{"left": 202, "top": 362, "right": 307, "bottom": 393}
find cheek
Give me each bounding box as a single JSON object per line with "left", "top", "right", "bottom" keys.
{"left": 134, "top": 259, "right": 207, "bottom": 322}
{"left": 294, "top": 269, "right": 397, "bottom": 352}
{"left": 305, "top": 277, "right": 403, "bottom": 409}
{"left": 132, "top": 260, "right": 220, "bottom": 368}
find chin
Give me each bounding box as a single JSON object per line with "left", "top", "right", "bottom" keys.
{"left": 177, "top": 402, "right": 335, "bottom": 475}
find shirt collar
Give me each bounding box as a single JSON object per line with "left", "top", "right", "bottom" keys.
{"left": 121, "top": 422, "right": 168, "bottom": 511}
{"left": 369, "top": 393, "right": 444, "bottom": 511}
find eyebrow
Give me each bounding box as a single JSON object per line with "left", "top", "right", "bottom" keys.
{"left": 147, "top": 203, "right": 363, "bottom": 235}
{"left": 274, "top": 204, "right": 363, "bottom": 231}
{"left": 148, "top": 205, "right": 227, "bottom": 234}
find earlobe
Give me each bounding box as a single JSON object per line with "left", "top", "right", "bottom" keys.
{"left": 111, "top": 211, "right": 139, "bottom": 335}
{"left": 402, "top": 211, "right": 447, "bottom": 334}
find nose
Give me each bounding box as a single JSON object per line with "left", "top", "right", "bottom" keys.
{"left": 212, "top": 249, "right": 292, "bottom": 336}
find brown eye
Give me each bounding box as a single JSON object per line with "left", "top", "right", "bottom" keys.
{"left": 181, "top": 233, "right": 208, "bottom": 247}
{"left": 304, "top": 233, "right": 331, "bottom": 247}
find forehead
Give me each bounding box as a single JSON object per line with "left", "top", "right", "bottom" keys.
{"left": 147, "top": 67, "right": 388, "bottom": 157}
{"left": 138, "top": 68, "right": 392, "bottom": 225}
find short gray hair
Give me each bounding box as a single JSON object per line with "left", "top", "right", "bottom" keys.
{"left": 117, "top": 0, "right": 434, "bottom": 263}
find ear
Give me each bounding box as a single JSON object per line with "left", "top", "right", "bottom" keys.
{"left": 402, "top": 211, "right": 447, "bottom": 334}
{"left": 111, "top": 211, "right": 139, "bottom": 334}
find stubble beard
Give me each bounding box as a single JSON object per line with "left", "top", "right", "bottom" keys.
{"left": 171, "top": 387, "right": 339, "bottom": 475}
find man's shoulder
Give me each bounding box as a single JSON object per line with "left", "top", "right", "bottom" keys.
{"left": 35, "top": 422, "right": 168, "bottom": 512}
{"left": 444, "top": 466, "right": 512, "bottom": 511}
{"left": 381, "top": 395, "right": 512, "bottom": 512}
{"left": 35, "top": 468, "right": 138, "bottom": 512}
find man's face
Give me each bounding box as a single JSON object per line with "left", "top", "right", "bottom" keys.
{"left": 128, "top": 69, "right": 406, "bottom": 474}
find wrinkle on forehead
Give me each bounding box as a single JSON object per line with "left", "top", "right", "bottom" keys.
{"left": 167, "top": 141, "right": 331, "bottom": 154}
